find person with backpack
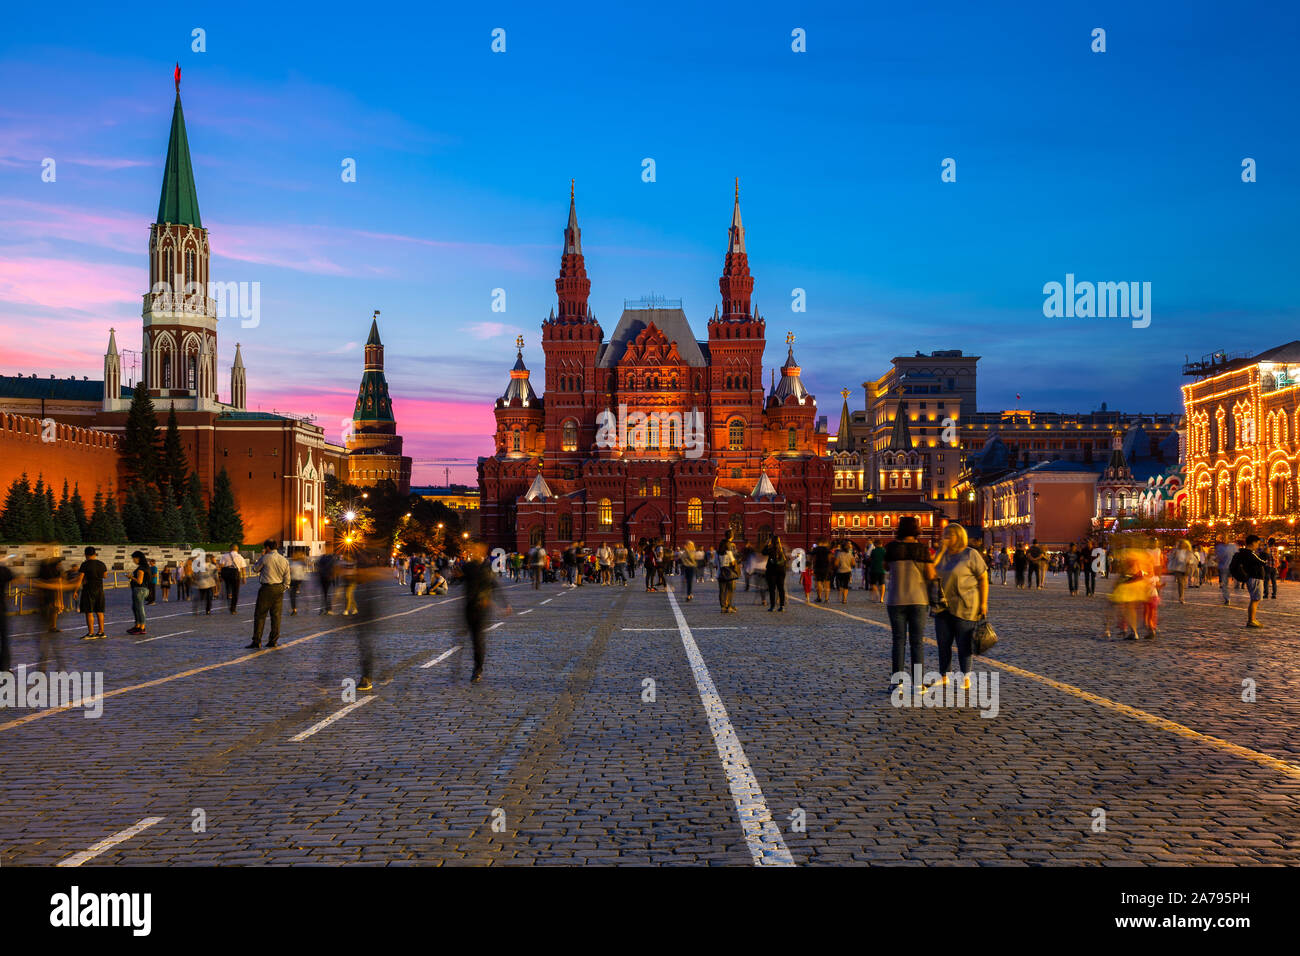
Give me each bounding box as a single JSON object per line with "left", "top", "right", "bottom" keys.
{"left": 930, "top": 524, "right": 989, "bottom": 691}
{"left": 885, "top": 517, "right": 935, "bottom": 691}
{"left": 763, "top": 535, "right": 788, "bottom": 612}
{"left": 1230, "top": 535, "right": 1267, "bottom": 628}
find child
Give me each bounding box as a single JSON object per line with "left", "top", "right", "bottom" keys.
{"left": 801, "top": 566, "right": 814, "bottom": 604}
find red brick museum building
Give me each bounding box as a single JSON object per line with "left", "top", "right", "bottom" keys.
{"left": 478, "top": 184, "right": 831, "bottom": 552}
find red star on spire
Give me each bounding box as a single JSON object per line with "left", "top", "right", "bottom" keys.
{"left": 174, "top": 63, "right": 181, "bottom": 92}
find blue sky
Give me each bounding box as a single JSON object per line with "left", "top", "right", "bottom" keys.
{"left": 2, "top": 1, "right": 1298, "bottom": 482}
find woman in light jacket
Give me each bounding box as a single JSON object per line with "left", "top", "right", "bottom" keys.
{"left": 884, "top": 516, "right": 934, "bottom": 690}
{"left": 931, "top": 523, "right": 989, "bottom": 690}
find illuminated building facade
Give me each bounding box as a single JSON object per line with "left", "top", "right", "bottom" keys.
{"left": 1182, "top": 342, "right": 1300, "bottom": 523}
{"left": 478, "top": 183, "right": 832, "bottom": 552}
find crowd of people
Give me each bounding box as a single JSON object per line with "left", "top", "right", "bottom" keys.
{"left": 1, "top": 523, "right": 1287, "bottom": 689}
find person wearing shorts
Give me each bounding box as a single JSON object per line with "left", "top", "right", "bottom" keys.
{"left": 76, "top": 546, "right": 108, "bottom": 639}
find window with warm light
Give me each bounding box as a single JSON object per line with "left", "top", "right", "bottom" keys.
{"left": 598, "top": 498, "right": 613, "bottom": 527}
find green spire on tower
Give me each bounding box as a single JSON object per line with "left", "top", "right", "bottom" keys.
{"left": 156, "top": 65, "right": 202, "bottom": 227}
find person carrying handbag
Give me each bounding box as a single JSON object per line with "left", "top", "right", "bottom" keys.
{"left": 717, "top": 536, "right": 739, "bottom": 613}
{"left": 931, "top": 523, "right": 990, "bottom": 690}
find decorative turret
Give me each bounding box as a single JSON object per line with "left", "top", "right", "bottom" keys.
{"left": 554, "top": 179, "right": 592, "bottom": 323}
{"left": 102, "top": 328, "right": 121, "bottom": 410}
{"left": 499, "top": 338, "right": 539, "bottom": 408}
{"left": 771, "top": 333, "right": 811, "bottom": 406}
{"left": 345, "top": 311, "right": 411, "bottom": 493}
{"left": 718, "top": 178, "right": 753, "bottom": 320}
{"left": 752, "top": 469, "right": 779, "bottom": 498}
{"left": 887, "top": 400, "right": 914, "bottom": 451}
{"left": 230, "top": 342, "right": 246, "bottom": 410}
{"left": 835, "top": 388, "right": 852, "bottom": 447}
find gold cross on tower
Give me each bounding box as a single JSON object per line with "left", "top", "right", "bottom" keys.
{"left": 786, "top": 331, "right": 795, "bottom": 346}
{"left": 841, "top": 387, "right": 850, "bottom": 401}
{"left": 516, "top": 334, "right": 525, "bottom": 351}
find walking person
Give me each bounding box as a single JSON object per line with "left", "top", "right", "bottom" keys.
{"left": 0, "top": 555, "right": 14, "bottom": 673}
{"left": 127, "top": 551, "right": 149, "bottom": 635}
{"left": 317, "top": 551, "right": 338, "bottom": 614}
{"left": 462, "top": 540, "right": 510, "bottom": 683}
{"left": 1082, "top": 538, "right": 1099, "bottom": 596}
{"left": 681, "top": 541, "right": 698, "bottom": 601}
{"left": 219, "top": 543, "right": 245, "bottom": 614}
{"left": 997, "top": 546, "right": 1010, "bottom": 585}
{"left": 34, "top": 549, "right": 66, "bottom": 635}
{"left": 192, "top": 553, "right": 216, "bottom": 615}
{"left": 1013, "top": 545, "right": 1027, "bottom": 589}
{"left": 1027, "top": 539, "right": 1045, "bottom": 589}
{"left": 1230, "top": 535, "right": 1267, "bottom": 628}
{"left": 833, "top": 540, "right": 854, "bottom": 604}
{"left": 643, "top": 540, "right": 659, "bottom": 593}
{"left": 885, "top": 517, "right": 934, "bottom": 691}
{"left": 352, "top": 551, "right": 388, "bottom": 692}
{"left": 716, "top": 535, "right": 739, "bottom": 613}
{"left": 750, "top": 544, "right": 768, "bottom": 606}
{"left": 146, "top": 559, "right": 159, "bottom": 605}
{"left": 1262, "top": 539, "right": 1279, "bottom": 599}
{"left": 246, "top": 539, "right": 290, "bottom": 649}
{"left": 529, "top": 543, "right": 545, "bottom": 590}
{"left": 160, "top": 562, "right": 172, "bottom": 602}
{"left": 812, "top": 539, "right": 832, "bottom": 603}
{"left": 288, "top": 548, "right": 309, "bottom": 615}
{"left": 764, "top": 535, "right": 788, "bottom": 612}
{"left": 1168, "top": 539, "right": 1193, "bottom": 604}
{"left": 930, "top": 524, "right": 989, "bottom": 691}
{"left": 1064, "top": 542, "right": 1081, "bottom": 595}
{"left": 74, "top": 546, "right": 108, "bottom": 640}
{"left": 868, "top": 540, "right": 887, "bottom": 602}
{"left": 1215, "top": 536, "right": 1239, "bottom": 606}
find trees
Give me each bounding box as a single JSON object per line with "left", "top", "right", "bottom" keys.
{"left": 70, "top": 484, "right": 88, "bottom": 540}
{"left": 208, "top": 467, "right": 244, "bottom": 544}
{"left": 0, "top": 475, "right": 35, "bottom": 542}
{"left": 159, "top": 404, "right": 189, "bottom": 496}
{"left": 122, "top": 387, "right": 161, "bottom": 487}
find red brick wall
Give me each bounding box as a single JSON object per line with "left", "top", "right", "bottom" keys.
{"left": 0, "top": 412, "right": 123, "bottom": 498}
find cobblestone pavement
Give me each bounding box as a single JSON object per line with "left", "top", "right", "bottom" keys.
{"left": 2, "top": 569, "right": 1298, "bottom": 865}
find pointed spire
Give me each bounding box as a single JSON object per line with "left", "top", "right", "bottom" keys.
{"left": 233, "top": 342, "right": 245, "bottom": 369}
{"left": 366, "top": 312, "right": 382, "bottom": 346}
{"left": 564, "top": 179, "right": 582, "bottom": 256}
{"left": 772, "top": 337, "right": 810, "bottom": 406}
{"left": 729, "top": 177, "right": 745, "bottom": 254}
{"left": 106, "top": 328, "right": 119, "bottom": 356}
{"left": 555, "top": 180, "right": 591, "bottom": 322}
{"left": 156, "top": 69, "right": 202, "bottom": 227}
{"left": 836, "top": 388, "right": 852, "bottom": 446}
{"left": 719, "top": 178, "right": 753, "bottom": 318}
{"left": 887, "top": 400, "right": 914, "bottom": 451}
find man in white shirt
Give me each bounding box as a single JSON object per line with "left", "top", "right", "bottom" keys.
{"left": 246, "top": 540, "right": 290, "bottom": 649}
{"left": 219, "top": 544, "right": 247, "bottom": 614}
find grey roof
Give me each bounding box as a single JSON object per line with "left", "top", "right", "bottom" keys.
{"left": 771, "top": 347, "right": 810, "bottom": 405}
{"left": 974, "top": 434, "right": 1010, "bottom": 472}
{"left": 597, "top": 308, "right": 708, "bottom": 368}
{"left": 0, "top": 375, "right": 134, "bottom": 402}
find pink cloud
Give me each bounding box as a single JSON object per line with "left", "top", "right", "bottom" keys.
{"left": 0, "top": 199, "right": 142, "bottom": 254}
{"left": 0, "top": 258, "right": 139, "bottom": 311}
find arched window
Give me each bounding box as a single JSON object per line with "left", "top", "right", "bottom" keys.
{"left": 687, "top": 497, "right": 703, "bottom": 530}
{"left": 530, "top": 526, "right": 544, "bottom": 547}
{"left": 598, "top": 498, "right": 613, "bottom": 527}
{"left": 648, "top": 418, "right": 659, "bottom": 449}
{"left": 562, "top": 420, "right": 578, "bottom": 452}
{"left": 728, "top": 419, "right": 744, "bottom": 450}
{"left": 558, "top": 513, "right": 573, "bottom": 540}
{"left": 184, "top": 249, "right": 196, "bottom": 290}
{"left": 187, "top": 354, "right": 197, "bottom": 391}
{"left": 785, "top": 501, "right": 800, "bottom": 531}
{"left": 669, "top": 419, "right": 679, "bottom": 448}
{"left": 742, "top": 375, "right": 749, "bottom": 390}
{"left": 512, "top": 431, "right": 522, "bottom": 453}
{"left": 162, "top": 352, "right": 172, "bottom": 389}
{"left": 161, "top": 245, "right": 174, "bottom": 288}
{"left": 726, "top": 376, "right": 733, "bottom": 390}
{"left": 787, "top": 427, "right": 797, "bottom": 451}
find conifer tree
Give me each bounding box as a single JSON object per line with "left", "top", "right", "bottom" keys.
{"left": 71, "top": 484, "right": 89, "bottom": 539}
{"left": 122, "top": 387, "right": 161, "bottom": 487}
{"left": 208, "top": 467, "right": 244, "bottom": 544}
{"left": 0, "top": 475, "right": 35, "bottom": 542}
{"left": 32, "top": 478, "right": 56, "bottom": 542}
{"left": 56, "top": 481, "right": 80, "bottom": 544}
{"left": 103, "top": 488, "right": 128, "bottom": 544}
{"left": 87, "top": 489, "right": 111, "bottom": 542}
{"left": 160, "top": 485, "right": 184, "bottom": 542}
{"left": 185, "top": 472, "right": 208, "bottom": 539}
{"left": 159, "top": 404, "right": 189, "bottom": 495}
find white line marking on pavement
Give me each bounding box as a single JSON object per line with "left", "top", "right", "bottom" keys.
{"left": 0, "top": 599, "right": 457, "bottom": 734}
{"left": 665, "top": 585, "right": 794, "bottom": 867}
{"left": 291, "top": 696, "right": 376, "bottom": 742}
{"left": 621, "top": 627, "right": 739, "bottom": 632}
{"left": 134, "top": 629, "right": 194, "bottom": 644}
{"left": 540, "top": 598, "right": 553, "bottom": 605}
{"left": 420, "top": 647, "right": 460, "bottom": 669}
{"left": 57, "top": 817, "right": 165, "bottom": 867}
{"left": 487, "top": 622, "right": 503, "bottom": 632}
{"left": 518, "top": 609, "right": 533, "bottom": 615}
